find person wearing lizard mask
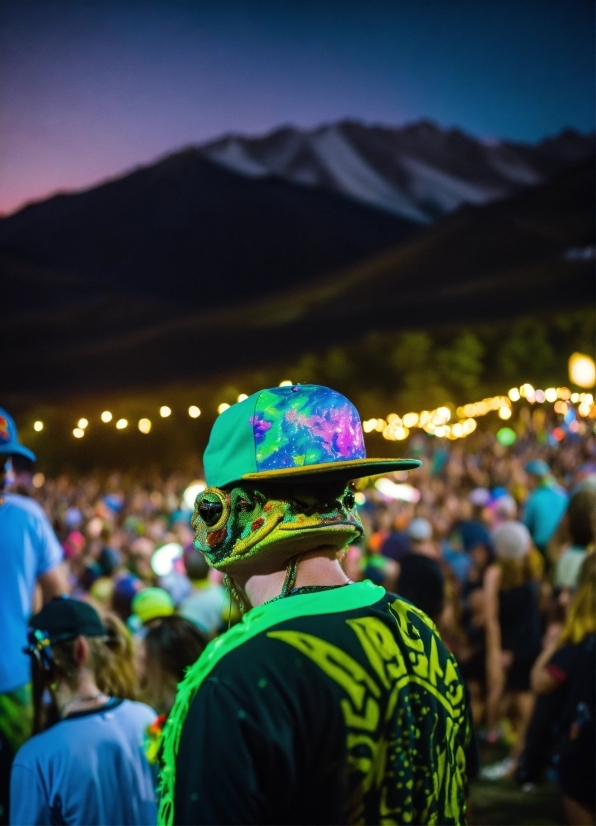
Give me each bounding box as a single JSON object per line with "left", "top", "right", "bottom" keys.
{"left": 159, "top": 384, "right": 473, "bottom": 825}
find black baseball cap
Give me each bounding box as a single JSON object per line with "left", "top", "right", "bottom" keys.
{"left": 30, "top": 597, "right": 107, "bottom": 645}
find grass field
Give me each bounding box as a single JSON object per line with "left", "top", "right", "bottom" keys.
{"left": 470, "top": 744, "right": 565, "bottom": 825}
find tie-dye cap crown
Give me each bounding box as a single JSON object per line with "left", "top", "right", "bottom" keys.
{"left": 203, "top": 384, "right": 420, "bottom": 488}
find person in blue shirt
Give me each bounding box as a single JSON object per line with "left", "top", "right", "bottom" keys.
{"left": 523, "top": 459, "right": 568, "bottom": 556}
{"left": 0, "top": 408, "right": 68, "bottom": 825}
{"left": 10, "top": 598, "right": 157, "bottom": 826}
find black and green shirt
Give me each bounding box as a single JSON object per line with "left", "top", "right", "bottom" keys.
{"left": 159, "top": 581, "right": 471, "bottom": 825}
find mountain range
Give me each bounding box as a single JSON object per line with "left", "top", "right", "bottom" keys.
{"left": 0, "top": 120, "right": 593, "bottom": 401}
{"left": 201, "top": 120, "right": 594, "bottom": 222}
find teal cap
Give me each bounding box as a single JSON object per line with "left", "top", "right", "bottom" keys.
{"left": 525, "top": 459, "right": 550, "bottom": 478}
{"left": 203, "top": 384, "right": 421, "bottom": 488}
{"left": 0, "top": 408, "right": 36, "bottom": 462}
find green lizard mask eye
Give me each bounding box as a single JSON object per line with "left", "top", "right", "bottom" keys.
{"left": 193, "top": 488, "right": 229, "bottom": 532}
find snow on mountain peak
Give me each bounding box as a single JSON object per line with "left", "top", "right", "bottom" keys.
{"left": 200, "top": 121, "right": 593, "bottom": 223}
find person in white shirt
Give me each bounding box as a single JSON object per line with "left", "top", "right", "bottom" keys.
{"left": 0, "top": 408, "right": 68, "bottom": 824}
{"left": 10, "top": 598, "right": 157, "bottom": 826}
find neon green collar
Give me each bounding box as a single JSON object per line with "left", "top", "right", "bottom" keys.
{"left": 158, "top": 580, "right": 385, "bottom": 825}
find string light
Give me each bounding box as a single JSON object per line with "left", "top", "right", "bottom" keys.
{"left": 279, "top": 380, "right": 293, "bottom": 387}
{"left": 36, "top": 374, "right": 596, "bottom": 447}
{"left": 360, "top": 380, "right": 596, "bottom": 443}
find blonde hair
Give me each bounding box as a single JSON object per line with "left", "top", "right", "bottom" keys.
{"left": 52, "top": 611, "right": 137, "bottom": 700}
{"left": 559, "top": 552, "right": 596, "bottom": 646}
{"left": 498, "top": 549, "right": 544, "bottom": 591}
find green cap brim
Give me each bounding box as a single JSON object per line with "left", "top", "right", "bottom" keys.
{"left": 240, "top": 457, "right": 421, "bottom": 484}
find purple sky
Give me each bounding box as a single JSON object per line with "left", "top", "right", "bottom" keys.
{"left": 0, "top": 0, "right": 593, "bottom": 215}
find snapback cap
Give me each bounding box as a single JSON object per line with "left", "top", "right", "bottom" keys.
{"left": 525, "top": 459, "right": 550, "bottom": 478}
{"left": 0, "top": 408, "right": 36, "bottom": 462}
{"left": 30, "top": 597, "right": 107, "bottom": 645}
{"left": 203, "top": 384, "right": 421, "bottom": 488}
{"left": 132, "top": 588, "right": 175, "bottom": 624}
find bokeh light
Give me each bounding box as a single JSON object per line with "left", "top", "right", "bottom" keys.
{"left": 101, "top": 411, "right": 113, "bottom": 422}
{"left": 568, "top": 352, "right": 596, "bottom": 388}
{"left": 138, "top": 418, "right": 151, "bottom": 434}
{"left": 182, "top": 480, "right": 207, "bottom": 510}
{"left": 33, "top": 421, "right": 44, "bottom": 432}
{"left": 496, "top": 427, "right": 516, "bottom": 446}
{"left": 188, "top": 405, "right": 201, "bottom": 418}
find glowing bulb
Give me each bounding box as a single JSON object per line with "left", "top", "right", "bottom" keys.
{"left": 578, "top": 402, "right": 591, "bottom": 417}
{"left": 101, "top": 411, "right": 112, "bottom": 423}
{"left": 279, "top": 380, "right": 293, "bottom": 387}
{"left": 402, "top": 412, "right": 419, "bottom": 428}
{"left": 33, "top": 421, "right": 43, "bottom": 432}
{"left": 73, "top": 428, "right": 85, "bottom": 438}
{"left": 452, "top": 423, "right": 464, "bottom": 438}
{"left": 436, "top": 406, "right": 451, "bottom": 423}
{"left": 569, "top": 353, "right": 596, "bottom": 388}
{"left": 218, "top": 403, "right": 230, "bottom": 414}
{"left": 498, "top": 407, "right": 512, "bottom": 420}
{"left": 462, "top": 419, "right": 477, "bottom": 435}
{"left": 160, "top": 406, "right": 171, "bottom": 418}
{"left": 116, "top": 419, "right": 128, "bottom": 429}
{"left": 237, "top": 394, "right": 248, "bottom": 402}
{"left": 393, "top": 426, "right": 410, "bottom": 441}
{"left": 77, "top": 418, "right": 88, "bottom": 429}
{"left": 545, "top": 388, "right": 557, "bottom": 403}
{"left": 362, "top": 419, "right": 377, "bottom": 433}
{"left": 138, "top": 418, "right": 152, "bottom": 434}
{"left": 508, "top": 388, "right": 521, "bottom": 402}
{"left": 188, "top": 406, "right": 201, "bottom": 418}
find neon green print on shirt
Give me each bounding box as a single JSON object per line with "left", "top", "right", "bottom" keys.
{"left": 268, "top": 600, "right": 469, "bottom": 826}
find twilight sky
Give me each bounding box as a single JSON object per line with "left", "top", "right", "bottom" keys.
{"left": 0, "top": 0, "right": 594, "bottom": 215}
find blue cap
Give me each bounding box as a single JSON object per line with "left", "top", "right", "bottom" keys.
{"left": 525, "top": 459, "right": 550, "bottom": 478}
{"left": 0, "top": 409, "right": 36, "bottom": 462}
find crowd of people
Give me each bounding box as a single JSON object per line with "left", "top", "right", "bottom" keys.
{"left": 1, "top": 402, "right": 595, "bottom": 824}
